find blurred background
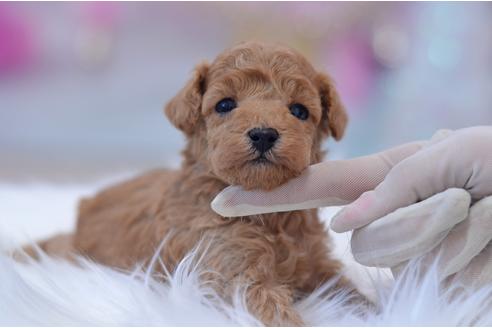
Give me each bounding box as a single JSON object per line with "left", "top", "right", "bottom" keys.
{"left": 1, "top": 2, "right": 492, "bottom": 183}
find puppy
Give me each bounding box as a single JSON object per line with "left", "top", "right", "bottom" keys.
{"left": 31, "top": 42, "right": 362, "bottom": 325}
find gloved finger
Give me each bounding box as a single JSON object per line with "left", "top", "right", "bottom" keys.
{"left": 211, "top": 141, "right": 424, "bottom": 217}
{"left": 426, "top": 195, "right": 492, "bottom": 279}
{"left": 449, "top": 243, "right": 492, "bottom": 290}
{"left": 350, "top": 188, "right": 470, "bottom": 267}
{"left": 391, "top": 194, "right": 492, "bottom": 283}
{"left": 330, "top": 134, "right": 477, "bottom": 233}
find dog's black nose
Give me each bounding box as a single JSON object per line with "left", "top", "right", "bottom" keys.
{"left": 248, "top": 128, "right": 279, "bottom": 153}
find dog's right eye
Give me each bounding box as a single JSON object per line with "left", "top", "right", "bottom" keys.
{"left": 215, "top": 98, "right": 237, "bottom": 114}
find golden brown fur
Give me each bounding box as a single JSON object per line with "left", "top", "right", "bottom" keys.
{"left": 28, "top": 42, "right": 361, "bottom": 326}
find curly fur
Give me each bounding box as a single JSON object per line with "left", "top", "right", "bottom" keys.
{"left": 25, "top": 41, "right": 357, "bottom": 326}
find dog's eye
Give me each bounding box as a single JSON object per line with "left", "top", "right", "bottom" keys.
{"left": 215, "top": 98, "right": 237, "bottom": 114}
{"left": 289, "top": 103, "right": 309, "bottom": 120}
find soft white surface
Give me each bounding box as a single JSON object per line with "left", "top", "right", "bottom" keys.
{"left": 1, "top": 181, "right": 491, "bottom": 326}
{"left": 0, "top": 174, "right": 137, "bottom": 246}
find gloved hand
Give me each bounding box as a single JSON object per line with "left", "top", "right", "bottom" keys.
{"left": 211, "top": 126, "right": 492, "bottom": 287}
{"left": 339, "top": 126, "right": 492, "bottom": 287}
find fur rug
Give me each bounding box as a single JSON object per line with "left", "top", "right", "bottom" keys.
{"left": 1, "top": 182, "right": 492, "bottom": 326}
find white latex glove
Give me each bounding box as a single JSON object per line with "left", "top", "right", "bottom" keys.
{"left": 211, "top": 126, "right": 492, "bottom": 286}
{"left": 342, "top": 126, "right": 492, "bottom": 286}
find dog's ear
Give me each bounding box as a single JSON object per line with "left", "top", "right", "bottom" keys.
{"left": 315, "top": 73, "right": 348, "bottom": 140}
{"left": 164, "top": 62, "right": 209, "bottom": 135}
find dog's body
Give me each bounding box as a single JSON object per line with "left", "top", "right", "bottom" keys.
{"left": 73, "top": 168, "right": 345, "bottom": 325}
{"left": 30, "top": 42, "right": 363, "bottom": 325}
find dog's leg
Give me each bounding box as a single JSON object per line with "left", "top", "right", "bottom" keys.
{"left": 227, "top": 270, "right": 304, "bottom": 326}
{"left": 245, "top": 281, "right": 303, "bottom": 326}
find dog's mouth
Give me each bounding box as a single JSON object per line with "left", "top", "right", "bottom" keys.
{"left": 249, "top": 153, "right": 273, "bottom": 165}
{"left": 212, "top": 141, "right": 306, "bottom": 190}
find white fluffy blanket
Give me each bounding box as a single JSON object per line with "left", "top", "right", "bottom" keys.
{"left": 1, "top": 182, "right": 491, "bottom": 326}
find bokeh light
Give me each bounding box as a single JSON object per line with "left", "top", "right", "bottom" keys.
{"left": 0, "top": 2, "right": 491, "bottom": 183}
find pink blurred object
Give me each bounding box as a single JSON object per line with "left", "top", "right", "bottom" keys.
{"left": 0, "top": 4, "right": 37, "bottom": 75}
{"left": 80, "top": 2, "right": 121, "bottom": 29}
{"left": 323, "top": 33, "right": 379, "bottom": 113}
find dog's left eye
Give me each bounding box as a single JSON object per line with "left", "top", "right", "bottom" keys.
{"left": 215, "top": 98, "right": 237, "bottom": 114}
{"left": 289, "top": 103, "right": 309, "bottom": 120}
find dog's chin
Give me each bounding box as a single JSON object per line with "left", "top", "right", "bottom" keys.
{"left": 216, "top": 158, "right": 301, "bottom": 191}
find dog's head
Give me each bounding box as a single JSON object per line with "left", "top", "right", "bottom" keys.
{"left": 165, "top": 42, "right": 347, "bottom": 190}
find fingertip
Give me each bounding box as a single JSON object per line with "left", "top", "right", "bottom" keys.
{"left": 210, "top": 193, "right": 227, "bottom": 216}
{"left": 330, "top": 191, "right": 377, "bottom": 232}
{"left": 330, "top": 209, "right": 350, "bottom": 233}
{"left": 330, "top": 223, "right": 350, "bottom": 233}
{"left": 210, "top": 185, "right": 240, "bottom": 217}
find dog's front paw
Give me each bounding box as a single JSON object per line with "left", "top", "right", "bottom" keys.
{"left": 246, "top": 283, "right": 304, "bottom": 326}
{"left": 272, "top": 307, "right": 304, "bottom": 327}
